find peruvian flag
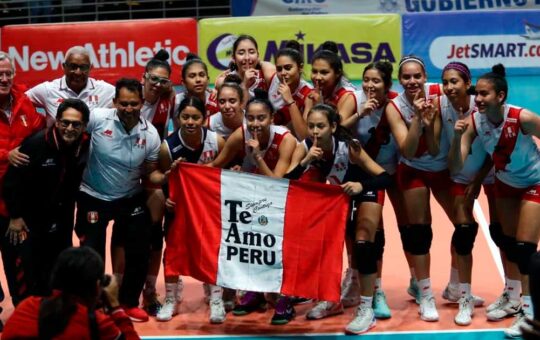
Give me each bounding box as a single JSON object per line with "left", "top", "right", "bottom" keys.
{"left": 166, "top": 163, "right": 349, "bottom": 302}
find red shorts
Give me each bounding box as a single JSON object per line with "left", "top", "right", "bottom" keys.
{"left": 494, "top": 179, "right": 540, "bottom": 203}
{"left": 397, "top": 163, "right": 451, "bottom": 191}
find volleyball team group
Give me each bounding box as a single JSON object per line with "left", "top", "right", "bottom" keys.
{"left": 1, "top": 32, "right": 540, "bottom": 338}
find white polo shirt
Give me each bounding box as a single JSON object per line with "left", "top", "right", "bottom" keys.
{"left": 80, "top": 108, "right": 161, "bottom": 201}
{"left": 26, "top": 76, "right": 115, "bottom": 126}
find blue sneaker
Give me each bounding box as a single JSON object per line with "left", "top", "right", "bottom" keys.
{"left": 373, "top": 291, "right": 391, "bottom": 319}
{"left": 271, "top": 296, "right": 296, "bottom": 325}
{"left": 232, "top": 292, "right": 266, "bottom": 316}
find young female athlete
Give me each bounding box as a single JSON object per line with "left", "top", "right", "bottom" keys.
{"left": 209, "top": 89, "right": 297, "bottom": 324}
{"left": 286, "top": 103, "right": 391, "bottom": 334}
{"left": 150, "top": 96, "right": 225, "bottom": 323}
{"left": 207, "top": 74, "right": 245, "bottom": 140}
{"left": 268, "top": 40, "right": 312, "bottom": 139}
{"left": 449, "top": 64, "right": 540, "bottom": 338}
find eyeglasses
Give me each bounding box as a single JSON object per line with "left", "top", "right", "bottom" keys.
{"left": 58, "top": 119, "right": 84, "bottom": 129}
{"left": 145, "top": 73, "right": 171, "bottom": 86}
{"left": 0, "top": 72, "right": 14, "bottom": 80}
{"left": 63, "top": 62, "right": 91, "bottom": 73}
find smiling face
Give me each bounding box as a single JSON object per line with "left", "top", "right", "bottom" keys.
{"left": 233, "top": 39, "right": 259, "bottom": 75}
{"left": 0, "top": 58, "right": 14, "bottom": 98}
{"left": 442, "top": 69, "right": 470, "bottom": 101}
{"left": 311, "top": 58, "right": 339, "bottom": 94}
{"left": 474, "top": 79, "right": 504, "bottom": 114}
{"left": 218, "top": 86, "right": 243, "bottom": 121}
{"left": 178, "top": 105, "right": 204, "bottom": 136}
{"left": 55, "top": 107, "right": 85, "bottom": 145}
{"left": 183, "top": 63, "right": 209, "bottom": 97}
{"left": 362, "top": 68, "right": 386, "bottom": 102}
{"left": 307, "top": 110, "right": 336, "bottom": 145}
{"left": 114, "top": 88, "right": 143, "bottom": 130}
{"left": 245, "top": 102, "right": 272, "bottom": 138}
{"left": 399, "top": 61, "right": 427, "bottom": 99}
{"left": 63, "top": 53, "right": 91, "bottom": 94}
{"left": 143, "top": 66, "right": 171, "bottom": 99}
{"left": 276, "top": 55, "right": 301, "bottom": 88}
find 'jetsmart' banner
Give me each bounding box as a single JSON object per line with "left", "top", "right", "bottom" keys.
{"left": 1, "top": 19, "right": 197, "bottom": 87}
{"left": 165, "top": 163, "right": 348, "bottom": 302}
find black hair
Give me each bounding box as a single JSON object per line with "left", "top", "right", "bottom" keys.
{"left": 478, "top": 63, "right": 508, "bottom": 103}
{"left": 246, "top": 89, "right": 274, "bottom": 115}
{"left": 363, "top": 61, "right": 393, "bottom": 93}
{"left": 398, "top": 55, "right": 426, "bottom": 78}
{"left": 56, "top": 98, "right": 90, "bottom": 123}
{"left": 38, "top": 247, "right": 104, "bottom": 339}
{"left": 311, "top": 41, "right": 343, "bottom": 80}
{"left": 176, "top": 95, "right": 207, "bottom": 119}
{"left": 115, "top": 78, "right": 143, "bottom": 100}
{"left": 229, "top": 34, "right": 261, "bottom": 72}
{"left": 218, "top": 73, "right": 244, "bottom": 103}
{"left": 307, "top": 103, "right": 356, "bottom": 145}
{"left": 181, "top": 53, "right": 209, "bottom": 81}
{"left": 275, "top": 40, "right": 303, "bottom": 67}
{"left": 442, "top": 61, "right": 475, "bottom": 95}
{"left": 145, "top": 49, "right": 171, "bottom": 75}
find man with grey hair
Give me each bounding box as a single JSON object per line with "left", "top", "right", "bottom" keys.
{"left": 25, "top": 45, "right": 115, "bottom": 127}
{"left": 0, "top": 51, "right": 45, "bottom": 329}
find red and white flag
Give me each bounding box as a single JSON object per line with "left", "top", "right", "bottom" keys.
{"left": 166, "top": 163, "right": 349, "bottom": 302}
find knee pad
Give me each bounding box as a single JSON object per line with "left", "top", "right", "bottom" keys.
{"left": 502, "top": 235, "right": 517, "bottom": 261}
{"left": 406, "top": 224, "right": 433, "bottom": 255}
{"left": 515, "top": 241, "right": 537, "bottom": 275}
{"left": 354, "top": 240, "right": 377, "bottom": 275}
{"left": 398, "top": 224, "right": 409, "bottom": 252}
{"left": 374, "top": 229, "right": 385, "bottom": 261}
{"left": 489, "top": 222, "right": 504, "bottom": 249}
{"left": 451, "top": 223, "right": 479, "bottom": 256}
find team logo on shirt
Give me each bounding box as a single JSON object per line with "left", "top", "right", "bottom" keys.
{"left": 135, "top": 138, "right": 146, "bottom": 148}
{"left": 201, "top": 150, "right": 216, "bottom": 163}
{"left": 88, "top": 95, "right": 99, "bottom": 105}
{"left": 87, "top": 211, "right": 99, "bottom": 224}
{"left": 334, "top": 162, "right": 347, "bottom": 172}
{"left": 56, "top": 98, "right": 64, "bottom": 103}
{"left": 505, "top": 126, "right": 516, "bottom": 139}
{"left": 102, "top": 129, "right": 113, "bottom": 137}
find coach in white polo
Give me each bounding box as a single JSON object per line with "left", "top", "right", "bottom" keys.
{"left": 75, "top": 78, "right": 161, "bottom": 322}
{"left": 26, "top": 45, "right": 115, "bottom": 126}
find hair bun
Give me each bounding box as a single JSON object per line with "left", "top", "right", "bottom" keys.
{"left": 154, "top": 49, "right": 170, "bottom": 62}
{"left": 253, "top": 88, "right": 269, "bottom": 100}
{"left": 186, "top": 53, "right": 201, "bottom": 62}
{"left": 492, "top": 63, "right": 506, "bottom": 78}
{"left": 321, "top": 41, "right": 338, "bottom": 54}
{"left": 285, "top": 40, "right": 301, "bottom": 52}
{"left": 223, "top": 73, "right": 242, "bottom": 85}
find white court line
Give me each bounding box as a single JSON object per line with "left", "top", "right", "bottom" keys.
{"left": 474, "top": 200, "right": 504, "bottom": 282}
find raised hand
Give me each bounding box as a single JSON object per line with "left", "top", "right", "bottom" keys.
{"left": 454, "top": 106, "right": 469, "bottom": 137}
{"left": 246, "top": 129, "right": 262, "bottom": 160}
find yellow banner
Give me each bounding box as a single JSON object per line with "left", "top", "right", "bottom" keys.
{"left": 198, "top": 14, "right": 401, "bottom": 82}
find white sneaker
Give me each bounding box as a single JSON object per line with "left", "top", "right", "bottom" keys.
{"left": 504, "top": 312, "right": 529, "bottom": 338}
{"left": 345, "top": 305, "right": 376, "bottom": 335}
{"left": 209, "top": 298, "right": 226, "bottom": 324}
{"left": 419, "top": 296, "right": 439, "bottom": 322}
{"left": 442, "top": 284, "right": 484, "bottom": 307}
{"left": 156, "top": 297, "right": 180, "bottom": 321}
{"left": 486, "top": 291, "right": 508, "bottom": 313}
{"left": 454, "top": 296, "right": 474, "bottom": 326}
{"left": 486, "top": 298, "right": 521, "bottom": 321}
{"left": 306, "top": 301, "right": 344, "bottom": 320}
{"left": 341, "top": 268, "right": 361, "bottom": 307}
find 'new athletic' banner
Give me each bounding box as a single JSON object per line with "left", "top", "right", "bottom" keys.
{"left": 166, "top": 163, "right": 348, "bottom": 302}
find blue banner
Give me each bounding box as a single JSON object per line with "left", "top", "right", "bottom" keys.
{"left": 402, "top": 10, "right": 540, "bottom": 77}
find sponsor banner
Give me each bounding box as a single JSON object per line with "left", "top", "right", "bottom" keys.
{"left": 166, "top": 162, "right": 348, "bottom": 302}
{"left": 402, "top": 11, "right": 540, "bottom": 77}
{"left": 0, "top": 19, "right": 197, "bottom": 87}
{"left": 199, "top": 15, "right": 401, "bottom": 81}
{"left": 247, "top": 0, "right": 540, "bottom": 16}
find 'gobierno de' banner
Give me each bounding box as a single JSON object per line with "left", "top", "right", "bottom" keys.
{"left": 402, "top": 10, "right": 540, "bottom": 77}
{"left": 0, "top": 19, "right": 197, "bottom": 88}
{"left": 198, "top": 14, "right": 401, "bottom": 82}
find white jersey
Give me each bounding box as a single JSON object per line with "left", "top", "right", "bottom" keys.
{"left": 241, "top": 125, "right": 289, "bottom": 173}
{"left": 26, "top": 76, "right": 115, "bottom": 126}
{"left": 472, "top": 104, "right": 540, "bottom": 188}
{"left": 440, "top": 95, "right": 494, "bottom": 184}
{"left": 80, "top": 108, "right": 161, "bottom": 201}
{"left": 302, "top": 137, "right": 350, "bottom": 184}
{"left": 352, "top": 90, "right": 399, "bottom": 175}
{"left": 208, "top": 112, "right": 245, "bottom": 140}
{"left": 390, "top": 83, "right": 448, "bottom": 172}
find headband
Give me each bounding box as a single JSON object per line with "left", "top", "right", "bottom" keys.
{"left": 443, "top": 62, "right": 471, "bottom": 82}
{"left": 398, "top": 56, "right": 425, "bottom": 70}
